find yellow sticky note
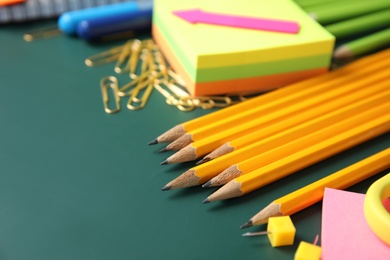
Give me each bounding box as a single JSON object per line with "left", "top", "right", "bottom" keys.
{"left": 153, "top": 0, "right": 335, "bottom": 96}
{"left": 267, "top": 216, "right": 296, "bottom": 247}
{"left": 294, "top": 241, "right": 322, "bottom": 260}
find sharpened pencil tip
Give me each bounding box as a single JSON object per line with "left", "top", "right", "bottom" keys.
{"left": 161, "top": 185, "right": 171, "bottom": 191}
{"left": 202, "top": 181, "right": 212, "bottom": 188}
{"left": 159, "top": 147, "right": 168, "bottom": 153}
{"left": 160, "top": 160, "right": 168, "bottom": 165}
{"left": 240, "top": 220, "right": 253, "bottom": 229}
{"left": 196, "top": 157, "right": 210, "bottom": 165}
{"left": 202, "top": 198, "right": 210, "bottom": 204}
{"left": 148, "top": 139, "right": 158, "bottom": 145}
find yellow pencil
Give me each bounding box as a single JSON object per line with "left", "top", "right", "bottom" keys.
{"left": 162, "top": 54, "right": 390, "bottom": 152}
{"left": 161, "top": 62, "right": 390, "bottom": 164}
{"left": 161, "top": 89, "right": 390, "bottom": 190}
{"left": 200, "top": 72, "right": 390, "bottom": 163}
{"left": 240, "top": 147, "right": 390, "bottom": 228}
{"left": 149, "top": 48, "right": 390, "bottom": 145}
{"left": 205, "top": 89, "right": 390, "bottom": 187}
{"left": 203, "top": 106, "right": 390, "bottom": 203}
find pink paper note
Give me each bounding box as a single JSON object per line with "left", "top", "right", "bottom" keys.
{"left": 172, "top": 9, "right": 300, "bottom": 34}
{"left": 321, "top": 188, "right": 390, "bottom": 260}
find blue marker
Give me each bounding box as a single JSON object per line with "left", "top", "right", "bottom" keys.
{"left": 58, "top": 1, "right": 153, "bottom": 35}
{"left": 76, "top": 1, "right": 153, "bottom": 40}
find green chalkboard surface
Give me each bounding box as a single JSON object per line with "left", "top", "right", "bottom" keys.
{"left": 0, "top": 21, "right": 389, "bottom": 260}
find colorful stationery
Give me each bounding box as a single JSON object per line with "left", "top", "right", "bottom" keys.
{"left": 152, "top": 0, "right": 335, "bottom": 96}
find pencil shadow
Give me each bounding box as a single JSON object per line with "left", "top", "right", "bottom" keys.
{"left": 244, "top": 232, "right": 298, "bottom": 253}
{"left": 205, "top": 184, "right": 277, "bottom": 212}
{"left": 245, "top": 237, "right": 271, "bottom": 249}
{"left": 165, "top": 185, "right": 216, "bottom": 200}
{"left": 159, "top": 160, "right": 198, "bottom": 174}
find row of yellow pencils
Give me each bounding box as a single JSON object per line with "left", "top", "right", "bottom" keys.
{"left": 148, "top": 48, "right": 390, "bottom": 228}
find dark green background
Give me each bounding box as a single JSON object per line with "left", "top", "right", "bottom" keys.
{"left": 0, "top": 21, "right": 389, "bottom": 260}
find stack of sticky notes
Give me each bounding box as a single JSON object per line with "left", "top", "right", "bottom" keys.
{"left": 152, "top": 0, "right": 335, "bottom": 96}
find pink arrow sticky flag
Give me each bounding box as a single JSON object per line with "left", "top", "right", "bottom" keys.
{"left": 172, "top": 9, "right": 300, "bottom": 34}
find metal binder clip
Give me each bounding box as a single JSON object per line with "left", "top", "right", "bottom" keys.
{"left": 100, "top": 76, "right": 121, "bottom": 114}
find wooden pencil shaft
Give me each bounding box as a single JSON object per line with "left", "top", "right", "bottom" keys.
{"left": 156, "top": 49, "right": 390, "bottom": 144}
{"left": 238, "top": 108, "right": 390, "bottom": 195}
{"left": 190, "top": 88, "right": 390, "bottom": 185}
{"left": 181, "top": 56, "right": 390, "bottom": 142}
{"left": 210, "top": 113, "right": 390, "bottom": 202}
{"left": 212, "top": 81, "right": 390, "bottom": 158}
{"left": 279, "top": 148, "right": 390, "bottom": 215}
{"left": 210, "top": 90, "right": 390, "bottom": 185}
{"left": 190, "top": 64, "right": 390, "bottom": 157}
{"left": 166, "top": 65, "right": 390, "bottom": 164}
{"left": 307, "top": 1, "right": 390, "bottom": 24}
{"left": 232, "top": 97, "right": 390, "bottom": 173}
{"left": 335, "top": 28, "right": 390, "bottom": 58}
{"left": 325, "top": 9, "right": 390, "bottom": 39}
{"left": 158, "top": 48, "right": 390, "bottom": 136}
{"left": 250, "top": 147, "right": 390, "bottom": 225}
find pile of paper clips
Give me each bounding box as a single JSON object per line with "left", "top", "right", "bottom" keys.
{"left": 85, "top": 39, "right": 254, "bottom": 113}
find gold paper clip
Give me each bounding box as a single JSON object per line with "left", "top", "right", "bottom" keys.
{"left": 85, "top": 45, "right": 124, "bottom": 67}
{"left": 118, "top": 71, "right": 150, "bottom": 96}
{"left": 114, "top": 40, "right": 133, "bottom": 73}
{"left": 128, "top": 40, "right": 143, "bottom": 79}
{"left": 154, "top": 82, "right": 180, "bottom": 105}
{"left": 127, "top": 70, "right": 165, "bottom": 110}
{"left": 190, "top": 97, "right": 216, "bottom": 109}
{"left": 176, "top": 99, "right": 196, "bottom": 111}
{"left": 205, "top": 96, "right": 233, "bottom": 108}
{"left": 142, "top": 39, "right": 155, "bottom": 53}
{"left": 165, "top": 81, "right": 190, "bottom": 98}
{"left": 100, "top": 76, "right": 121, "bottom": 114}
{"left": 140, "top": 49, "right": 153, "bottom": 74}
{"left": 127, "top": 81, "right": 154, "bottom": 110}
{"left": 154, "top": 81, "right": 195, "bottom": 111}
{"left": 24, "top": 25, "right": 62, "bottom": 42}
{"left": 167, "top": 69, "right": 187, "bottom": 86}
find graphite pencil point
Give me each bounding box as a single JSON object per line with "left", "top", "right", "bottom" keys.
{"left": 196, "top": 157, "right": 210, "bottom": 165}
{"left": 160, "top": 160, "right": 168, "bottom": 165}
{"left": 240, "top": 220, "right": 253, "bottom": 229}
{"left": 161, "top": 185, "right": 171, "bottom": 191}
{"left": 159, "top": 147, "right": 168, "bottom": 153}
{"left": 202, "top": 198, "right": 210, "bottom": 204}
{"left": 202, "top": 181, "right": 212, "bottom": 188}
{"left": 148, "top": 139, "right": 158, "bottom": 145}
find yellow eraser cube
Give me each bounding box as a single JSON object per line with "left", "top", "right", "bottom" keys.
{"left": 267, "top": 216, "right": 296, "bottom": 247}
{"left": 294, "top": 241, "right": 322, "bottom": 260}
